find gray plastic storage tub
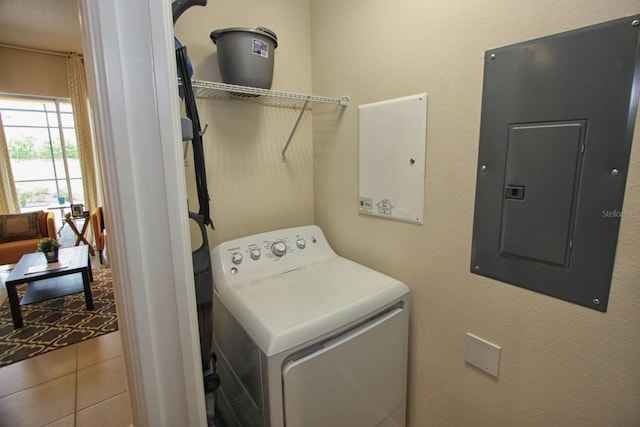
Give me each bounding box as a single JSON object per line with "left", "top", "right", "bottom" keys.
{"left": 210, "top": 26, "right": 278, "bottom": 89}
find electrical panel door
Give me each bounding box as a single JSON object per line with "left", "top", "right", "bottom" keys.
{"left": 470, "top": 15, "right": 640, "bottom": 311}
{"left": 500, "top": 122, "right": 585, "bottom": 267}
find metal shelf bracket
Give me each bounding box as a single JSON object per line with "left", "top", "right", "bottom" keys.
{"left": 189, "top": 80, "right": 349, "bottom": 162}
{"left": 281, "top": 99, "right": 309, "bottom": 162}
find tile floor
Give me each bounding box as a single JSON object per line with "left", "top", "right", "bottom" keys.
{"left": 0, "top": 224, "right": 132, "bottom": 426}
{"left": 0, "top": 330, "right": 133, "bottom": 427}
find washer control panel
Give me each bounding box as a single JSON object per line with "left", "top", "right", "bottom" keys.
{"left": 212, "top": 225, "right": 336, "bottom": 288}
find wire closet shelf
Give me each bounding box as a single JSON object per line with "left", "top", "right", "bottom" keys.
{"left": 188, "top": 79, "right": 349, "bottom": 161}
{"left": 190, "top": 79, "right": 350, "bottom": 109}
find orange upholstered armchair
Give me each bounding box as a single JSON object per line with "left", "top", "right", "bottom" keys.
{"left": 90, "top": 207, "right": 106, "bottom": 264}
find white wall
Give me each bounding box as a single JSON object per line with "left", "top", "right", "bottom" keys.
{"left": 311, "top": 1, "right": 640, "bottom": 426}
{"left": 174, "top": 0, "right": 315, "bottom": 247}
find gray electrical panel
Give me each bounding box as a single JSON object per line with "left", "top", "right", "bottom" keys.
{"left": 470, "top": 15, "right": 640, "bottom": 312}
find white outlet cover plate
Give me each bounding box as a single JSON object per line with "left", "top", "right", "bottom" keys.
{"left": 465, "top": 332, "right": 501, "bottom": 377}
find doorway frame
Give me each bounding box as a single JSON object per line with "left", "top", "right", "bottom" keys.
{"left": 78, "top": 1, "right": 206, "bottom": 425}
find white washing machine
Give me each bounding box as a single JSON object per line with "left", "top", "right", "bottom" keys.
{"left": 211, "top": 225, "right": 410, "bottom": 427}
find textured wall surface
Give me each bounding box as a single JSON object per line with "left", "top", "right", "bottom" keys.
{"left": 175, "top": 1, "right": 640, "bottom": 424}
{"left": 311, "top": 1, "right": 640, "bottom": 426}
{"left": 174, "top": 0, "right": 315, "bottom": 246}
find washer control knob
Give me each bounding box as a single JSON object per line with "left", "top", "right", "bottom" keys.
{"left": 271, "top": 241, "right": 287, "bottom": 257}
{"left": 296, "top": 238, "right": 306, "bottom": 249}
{"left": 250, "top": 249, "right": 261, "bottom": 260}
{"left": 231, "top": 252, "right": 243, "bottom": 265}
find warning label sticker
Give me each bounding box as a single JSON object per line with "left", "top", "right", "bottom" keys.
{"left": 359, "top": 197, "right": 373, "bottom": 213}
{"left": 252, "top": 39, "right": 269, "bottom": 58}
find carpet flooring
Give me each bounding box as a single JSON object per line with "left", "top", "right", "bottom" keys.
{"left": 0, "top": 266, "right": 118, "bottom": 367}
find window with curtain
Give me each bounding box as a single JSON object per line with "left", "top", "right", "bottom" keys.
{"left": 0, "top": 95, "right": 84, "bottom": 213}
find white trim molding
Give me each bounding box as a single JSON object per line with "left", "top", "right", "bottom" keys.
{"left": 78, "top": 1, "right": 207, "bottom": 425}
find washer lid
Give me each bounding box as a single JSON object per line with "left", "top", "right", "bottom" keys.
{"left": 216, "top": 256, "right": 409, "bottom": 356}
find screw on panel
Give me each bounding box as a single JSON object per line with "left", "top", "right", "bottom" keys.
{"left": 611, "top": 169, "right": 620, "bottom": 176}
{"left": 474, "top": 265, "right": 480, "bottom": 271}
{"left": 481, "top": 165, "right": 487, "bottom": 171}
{"left": 632, "top": 19, "right": 639, "bottom": 27}
{"left": 490, "top": 53, "right": 496, "bottom": 60}
{"left": 593, "top": 299, "right": 600, "bottom": 305}
{"left": 410, "top": 158, "right": 416, "bottom": 165}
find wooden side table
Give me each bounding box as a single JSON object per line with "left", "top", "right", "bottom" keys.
{"left": 64, "top": 213, "right": 96, "bottom": 256}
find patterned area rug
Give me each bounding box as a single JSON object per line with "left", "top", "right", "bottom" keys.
{"left": 0, "top": 266, "right": 118, "bottom": 367}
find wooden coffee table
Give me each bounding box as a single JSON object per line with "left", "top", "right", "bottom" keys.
{"left": 4, "top": 246, "right": 93, "bottom": 329}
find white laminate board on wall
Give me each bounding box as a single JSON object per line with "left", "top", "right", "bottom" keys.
{"left": 358, "top": 93, "right": 427, "bottom": 224}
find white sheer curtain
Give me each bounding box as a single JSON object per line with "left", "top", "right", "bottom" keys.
{"left": 67, "top": 52, "right": 98, "bottom": 210}
{"left": 0, "top": 114, "right": 20, "bottom": 213}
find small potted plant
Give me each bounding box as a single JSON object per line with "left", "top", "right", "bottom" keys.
{"left": 37, "top": 237, "right": 62, "bottom": 263}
